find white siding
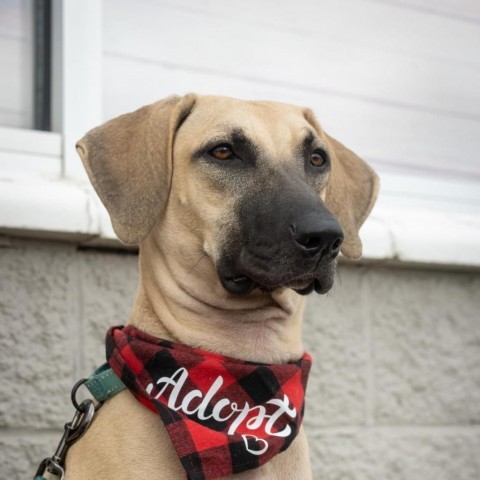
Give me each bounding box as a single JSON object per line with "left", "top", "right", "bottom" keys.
{"left": 102, "top": 0, "right": 480, "bottom": 209}
{"left": 374, "top": 0, "right": 480, "bottom": 22}
{"left": 0, "top": 0, "right": 33, "bottom": 129}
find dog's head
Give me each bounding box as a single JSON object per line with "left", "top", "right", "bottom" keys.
{"left": 77, "top": 95, "right": 378, "bottom": 297}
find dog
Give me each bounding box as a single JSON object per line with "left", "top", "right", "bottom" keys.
{"left": 67, "top": 94, "right": 379, "bottom": 479}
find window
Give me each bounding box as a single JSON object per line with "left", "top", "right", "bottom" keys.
{"left": 1, "top": 0, "right": 53, "bottom": 130}
{"left": 0, "top": 0, "right": 34, "bottom": 129}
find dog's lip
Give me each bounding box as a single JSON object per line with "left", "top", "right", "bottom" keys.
{"left": 220, "top": 275, "right": 258, "bottom": 295}
{"left": 221, "top": 271, "right": 332, "bottom": 296}
{"left": 287, "top": 278, "right": 332, "bottom": 295}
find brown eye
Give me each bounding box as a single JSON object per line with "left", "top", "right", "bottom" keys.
{"left": 210, "top": 145, "right": 233, "bottom": 161}
{"left": 310, "top": 151, "right": 326, "bottom": 167}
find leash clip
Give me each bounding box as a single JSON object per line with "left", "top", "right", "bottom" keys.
{"left": 34, "top": 398, "right": 95, "bottom": 480}
{"left": 34, "top": 457, "right": 64, "bottom": 480}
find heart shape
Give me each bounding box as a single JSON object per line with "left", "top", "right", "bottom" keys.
{"left": 241, "top": 434, "right": 269, "bottom": 456}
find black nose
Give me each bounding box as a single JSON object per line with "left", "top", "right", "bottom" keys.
{"left": 291, "top": 213, "right": 344, "bottom": 258}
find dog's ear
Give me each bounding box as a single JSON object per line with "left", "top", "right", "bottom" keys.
{"left": 324, "top": 134, "right": 379, "bottom": 260}
{"left": 76, "top": 94, "right": 196, "bottom": 244}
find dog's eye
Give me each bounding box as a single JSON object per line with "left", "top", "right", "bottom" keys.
{"left": 210, "top": 145, "right": 234, "bottom": 161}
{"left": 310, "top": 150, "right": 327, "bottom": 167}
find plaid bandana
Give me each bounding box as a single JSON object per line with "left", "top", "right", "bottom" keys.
{"left": 106, "top": 325, "right": 311, "bottom": 480}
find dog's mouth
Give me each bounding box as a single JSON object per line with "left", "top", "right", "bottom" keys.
{"left": 219, "top": 272, "right": 334, "bottom": 296}
{"left": 217, "top": 237, "right": 339, "bottom": 297}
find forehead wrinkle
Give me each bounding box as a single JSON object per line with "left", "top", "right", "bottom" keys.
{"left": 303, "top": 129, "right": 316, "bottom": 147}
{"left": 301, "top": 127, "right": 328, "bottom": 150}
{"left": 219, "top": 121, "right": 279, "bottom": 154}
{"left": 194, "top": 124, "right": 262, "bottom": 156}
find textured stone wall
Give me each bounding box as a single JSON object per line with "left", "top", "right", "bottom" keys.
{"left": 1, "top": 239, "right": 479, "bottom": 479}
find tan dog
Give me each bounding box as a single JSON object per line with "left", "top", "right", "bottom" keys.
{"left": 68, "top": 94, "right": 379, "bottom": 479}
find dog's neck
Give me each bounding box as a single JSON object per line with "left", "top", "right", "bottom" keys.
{"left": 128, "top": 235, "right": 306, "bottom": 364}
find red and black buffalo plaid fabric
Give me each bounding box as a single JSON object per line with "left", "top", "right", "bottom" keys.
{"left": 106, "top": 325, "right": 312, "bottom": 480}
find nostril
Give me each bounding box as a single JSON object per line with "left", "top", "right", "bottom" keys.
{"left": 332, "top": 238, "right": 342, "bottom": 252}
{"left": 302, "top": 235, "right": 323, "bottom": 250}
{"left": 329, "top": 237, "right": 343, "bottom": 259}
{"left": 293, "top": 230, "right": 325, "bottom": 254}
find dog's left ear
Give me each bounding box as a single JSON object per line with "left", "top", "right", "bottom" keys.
{"left": 324, "top": 134, "right": 379, "bottom": 260}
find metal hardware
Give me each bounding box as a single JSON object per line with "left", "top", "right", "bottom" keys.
{"left": 35, "top": 457, "right": 65, "bottom": 480}
{"left": 71, "top": 378, "right": 103, "bottom": 412}
{"left": 34, "top": 394, "right": 96, "bottom": 479}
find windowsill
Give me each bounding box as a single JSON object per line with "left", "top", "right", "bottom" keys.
{"left": 1, "top": 176, "right": 480, "bottom": 270}
{"left": 0, "top": 126, "right": 63, "bottom": 180}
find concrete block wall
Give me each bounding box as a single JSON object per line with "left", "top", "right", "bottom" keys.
{"left": 1, "top": 238, "right": 479, "bottom": 478}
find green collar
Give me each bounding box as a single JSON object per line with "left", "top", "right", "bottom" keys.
{"left": 84, "top": 363, "right": 126, "bottom": 403}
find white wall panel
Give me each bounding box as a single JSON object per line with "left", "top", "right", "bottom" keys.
{"left": 103, "top": 2, "right": 480, "bottom": 117}
{"left": 102, "top": 0, "right": 480, "bottom": 209}
{"left": 205, "top": 0, "right": 480, "bottom": 66}
{"left": 136, "top": 0, "right": 480, "bottom": 67}
{"left": 373, "top": 0, "right": 480, "bottom": 22}
{"left": 104, "top": 56, "right": 480, "bottom": 179}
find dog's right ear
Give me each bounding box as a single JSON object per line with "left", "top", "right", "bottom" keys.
{"left": 76, "top": 94, "right": 196, "bottom": 245}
